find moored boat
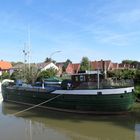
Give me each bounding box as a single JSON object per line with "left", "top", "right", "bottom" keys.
{"left": 1, "top": 71, "right": 135, "bottom": 114}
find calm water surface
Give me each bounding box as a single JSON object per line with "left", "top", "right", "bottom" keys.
{"left": 1, "top": 93, "right": 140, "bottom": 140}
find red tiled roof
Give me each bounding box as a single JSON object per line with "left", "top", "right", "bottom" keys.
{"left": 66, "top": 63, "right": 80, "bottom": 74}
{"left": 0, "top": 61, "right": 12, "bottom": 70}
{"left": 118, "top": 63, "right": 131, "bottom": 69}
{"left": 90, "top": 60, "right": 111, "bottom": 70}
{"left": 72, "top": 63, "right": 80, "bottom": 72}
{"left": 112, "top": 63, "right": 118, "bottom": 69}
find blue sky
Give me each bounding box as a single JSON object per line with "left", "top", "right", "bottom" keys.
{"left": 0, "top": 0, "right": 140, "bottom": 63}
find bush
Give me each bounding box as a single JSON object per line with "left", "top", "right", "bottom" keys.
{"left": 37, "top": 68, "right": 57, "bottom": 82}
{"left": 1, "top": 71, "right": 10, "bottom": 80}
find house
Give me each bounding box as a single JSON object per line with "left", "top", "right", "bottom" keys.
{"left": 56, "top": 62, "right": 81, "bottom": 75}
{"left": 65, "top": 63, "right": 80, "bottom": 74}
{"left": 12, "top": 63, "right": 25, "bottom": 70}
{"left": 56, "top": 62, "right": 65, "bottom": 76}
{"left": 0, "top": 60, "right": 12, "bottom": 72}
{"left": 111, "top": 63, "right": 119, "bottom": 70}
{"left": 90, "top": 60, "right": 113, "bottom": 71}
{"left": 118, "top": 63, "right": 131, "bottom": 69}
{"left": 37, "top": 62, "right": 59, "bottom": 71}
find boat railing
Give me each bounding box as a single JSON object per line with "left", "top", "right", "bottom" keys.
{"left": 100, "top": 79, "right": 134, "bottom": 88}
{"left": 73, "top": 79, "right": 134, "bottom": 90}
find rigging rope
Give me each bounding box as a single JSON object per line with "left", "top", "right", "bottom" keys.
{"left": 12, "top": 94, "right": 62, "bottom": 116}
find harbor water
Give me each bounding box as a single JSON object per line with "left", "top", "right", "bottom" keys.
{"left": 1, "top": 83, "right": 140, "bottom": 140}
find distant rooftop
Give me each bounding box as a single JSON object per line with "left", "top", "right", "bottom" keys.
{"left": 0, "top": 60, "right": 12, "bottom": 70}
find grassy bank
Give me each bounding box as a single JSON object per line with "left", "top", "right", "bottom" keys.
{"left": 135, "top": 83, "right": 140, "bottom": 97}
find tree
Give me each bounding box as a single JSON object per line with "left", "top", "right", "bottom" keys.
{"left": 24, "top": 64, "right": 40, "bottom": 84}
{"left": 80, "top": 57, "right": 90, "bottom": 71}
{"left": 0, "top": 71, "right": 10, "bottom": 80}
{"left": 37, "top": 68, "right": 57, "bottom": 81}
{"left": 10, "top": 64, "right": 40, "bottom": 84}
{"left": 62, "top": 59, "right": 72, "bottom": 72}
{"left": 11, "top": 61, "right": 24, "bottom": 67}
{"left": 122, "top": 69, "right": 136, "bottom": 79}
{"left": 122, "top": 60, "right": 140, "bottom": 69}
{"left": 44, "top": 57, "right": 51, "bottom": 63}
{"left": 135, "top": 69, "right": 140, "bottom": 82}
{"left": 44, "top": 57, "right": 56, "bottom": 64}
{"left": 107, "top": 69, "right": 136, "bottom": 80}
{"left": 132, "top": 61, "right": 139, "bottom": 68}
{"left": 10, "top": 70, "right": 23, "bottom": 81}
{"left": 122, "top": 60, "right": 133, "bottom": 65}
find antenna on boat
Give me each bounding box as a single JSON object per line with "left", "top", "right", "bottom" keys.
{"left": 23, "top": 43, "right": 27, "bottom": 64}
{"left": 104, "top": 62, "right": 107, "bottom": 79}
{"left": 22, "top": 25, "right": 31, "bottom": 81}
{"left": 23, "top": 43, "right": 28, "bottom": 80}
{"left": 97, "top": 61, "right": 100, "bottom": 89}
{"left": 27, "top": 25, "right": 31, "bottom": 72}
{"left": 97, "top": 68, "right": 100, "bottom": 89}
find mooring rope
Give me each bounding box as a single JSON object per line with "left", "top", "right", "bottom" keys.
{"left": 12, "top": 94, "right": 62, "bottom": 116}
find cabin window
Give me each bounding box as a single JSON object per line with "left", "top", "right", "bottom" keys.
{"left": 89, "top": 75, "right": 94, "bottom": 82}
{"left": 80, "top": 75, "right": 85, "bottom": 82}
{"left": 75, "top": 76, "right": 79, "bottom": 82}
{"left": 88, "top": 75, "right": 91, "bottom": 81}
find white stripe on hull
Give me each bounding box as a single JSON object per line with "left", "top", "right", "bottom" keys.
{"left": 51, "top": 87, "right": 134, "bottom": 95}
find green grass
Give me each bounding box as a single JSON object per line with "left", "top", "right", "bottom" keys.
{"left": 134, "top": 83, "right": 140, "bottom": 96}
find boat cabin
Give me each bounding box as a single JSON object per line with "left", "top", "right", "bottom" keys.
{"left": 71, "top": 71, "right": 104, "bottom": 89}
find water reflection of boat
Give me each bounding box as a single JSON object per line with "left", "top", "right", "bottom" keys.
{"left": 1, "top": 102, "right": 136, "bottom": 140}
{"left": 1, "top": 71, "right": 135, "bottom": 114}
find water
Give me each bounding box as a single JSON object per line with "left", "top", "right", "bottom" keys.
{"left": 1, "top": 89, "right": 140, "bottom": 140}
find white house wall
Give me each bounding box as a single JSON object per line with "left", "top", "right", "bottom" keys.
{"left": 41, "top": 63, "right": 59, "bottom": 71}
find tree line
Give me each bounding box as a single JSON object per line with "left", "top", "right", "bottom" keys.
{"left": 1, "top": 58, "right": 140, "bottom": 84}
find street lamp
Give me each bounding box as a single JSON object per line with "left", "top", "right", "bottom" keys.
{"left": 50, "top": 51, "right": 61, "bottom": 62}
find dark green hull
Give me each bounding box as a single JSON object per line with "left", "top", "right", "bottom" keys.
{"left": 1, "top": 85, "right": 135, "bottom": 114}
